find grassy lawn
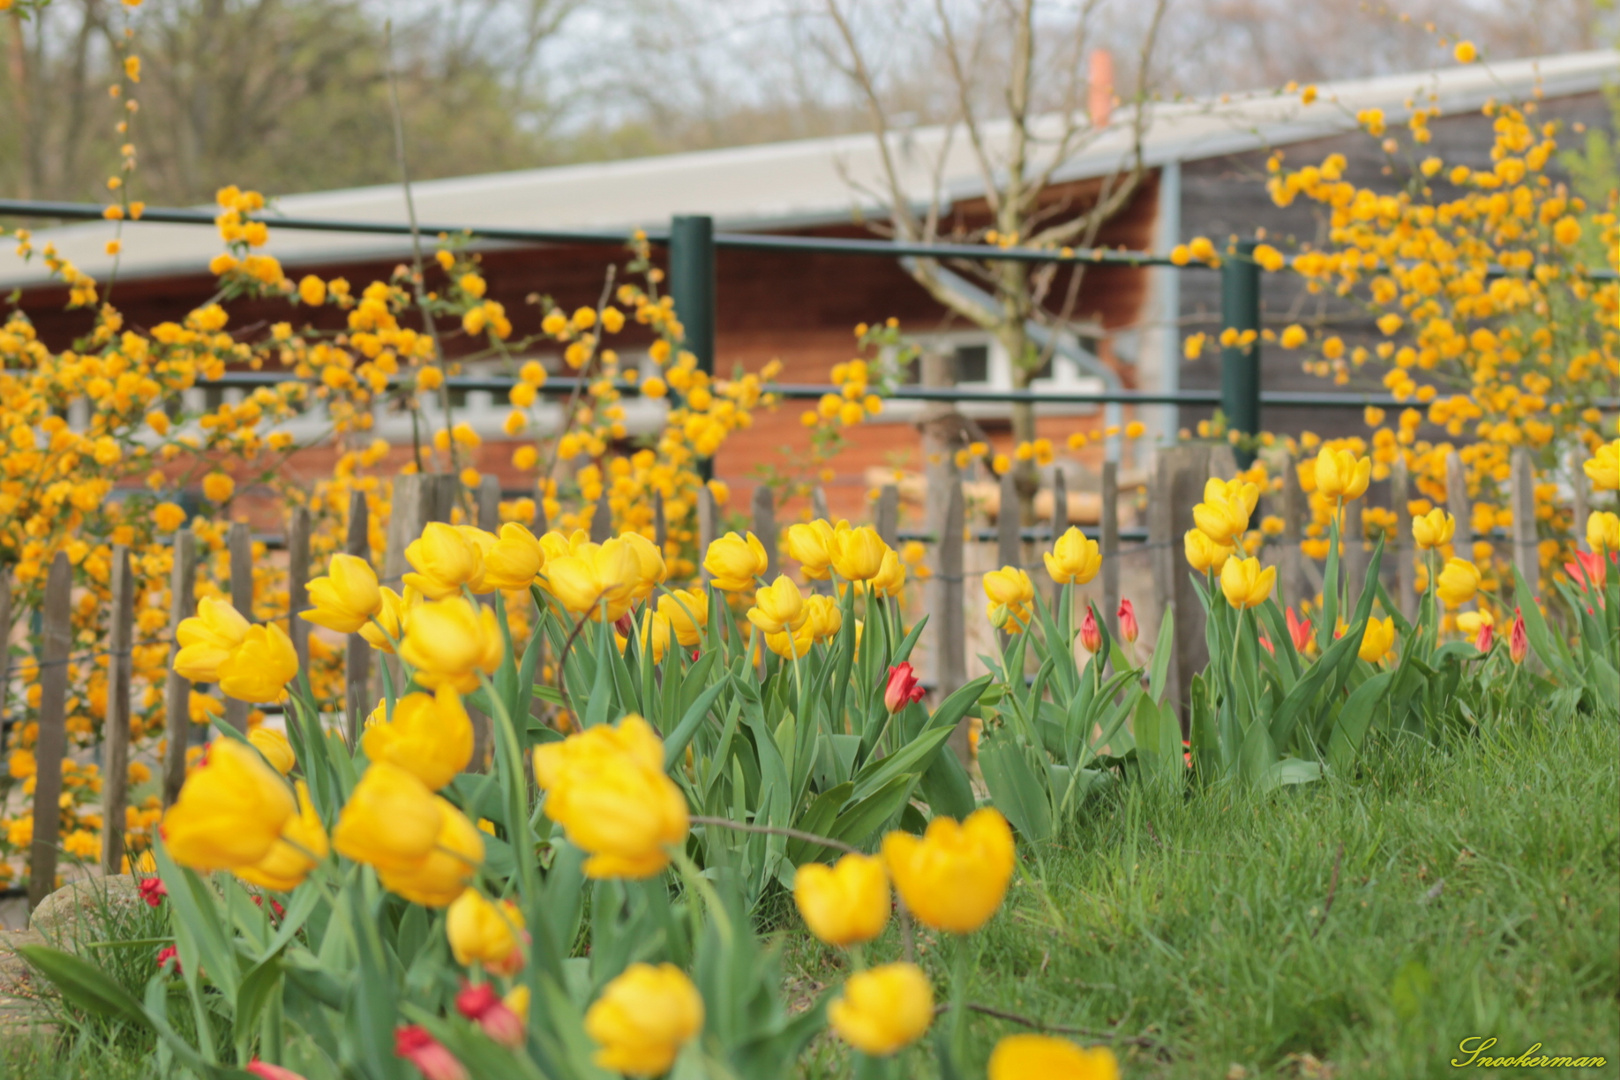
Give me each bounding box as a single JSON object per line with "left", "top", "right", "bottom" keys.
{"left": 3, "top": 701, "right": 1615, "bottom": 1079}
{"left": 787, "top": 702, "right": 1619, "bottom": 1078}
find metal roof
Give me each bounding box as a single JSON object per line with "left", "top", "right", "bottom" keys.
{"left": 4, "top": 48, "right": 1615, "bottom": 291}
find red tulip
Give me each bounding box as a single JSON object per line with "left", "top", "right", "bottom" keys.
{"left": 396, "top": 1027, "right": 469, "bottom": 1080}
{"left": 1565, "top": 550, "right": 1608, "bottom": 592}
{"left": 138, "top": 877, "right": 166, "bottom": 907}
{"left": 156, "top": 946, "right": 181, "bottom": 975}
{"left": 1509, "top": 609, "right": 1528, "bottom": 665}
{"left": 1286, "top": 607, "right": 1312, "bottom": 652}
{"left": 1117, "top": 598, "right": 1138, "bottom": 643}
{"left": 1258, "top": 632, "right": 1275, "bottom": 656}
{"left": 1078, "top": 607, "right": 1102, "bottom": 654}
{"left": 883, "top": 663, "right": 924, "bottom": 713}
{"left": 456, "top": 982, "right": 525, "bottom": 1049}
{"left": 246, "top": 1062, "right": 308, "bottom": 1080}
{"left": 1474, "top": 622, "right": 1493, "bottom": 653}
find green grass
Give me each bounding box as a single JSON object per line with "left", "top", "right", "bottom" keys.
{"left": 787, "top": 702, "right": 1619, "bottom": 1078}
{"left": 5, "top": 702, "right": 1615, "bottom": 1079}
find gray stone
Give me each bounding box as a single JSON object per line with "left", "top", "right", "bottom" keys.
{"left": 28, "top": 875, "right": 146, "bottom": 948}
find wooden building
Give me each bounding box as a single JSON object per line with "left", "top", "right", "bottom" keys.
{"left": 5, "top": 50, "right": 1615, "bottom": 522}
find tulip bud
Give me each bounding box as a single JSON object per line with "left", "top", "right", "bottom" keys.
{"left": 794, "top": 853, "right": 890, "bottom": 946}
{"left": 248, "top": 728, "right": 296, "bottom": 775}
{"left": 1078, "top": 607, "right": 1102, "bottom": 654}
{"left": 827, "top": 963, "right": 934, "bottom": 1057}
{"left": 301, "top": 552, "right": 382, "bottom": 633}
{"left": 1509, "top": 609, "right": 1528, "bottom": 664}
{"left": 395, "top": 1026, "right": 469, "bottom": 1080}
{"left": 1474, "top": 621, "right": 1493, "bottom": 653}
{"left": 584, "top": 963, "right": 705, "bottom": 1077}
{"left": 447, "top": 889, "right": 526, "bottom": 976}
{"left": 882, "top": 808, "right": 1014, "bottom": 934}
{"left": 456, "top": 982, "right": 526, "bottom": 1049}
{"left": 883, "top": 663, "right": 924, "bottom": 714}
{"left": 1286, "top": 607, "right": 1313, "bottom": 652}
{"left": 1117, "top": 598, "right": 1138, "bottom": 643}
{"left": 246, "top": 1062, "right": 308, "bottom": 1080}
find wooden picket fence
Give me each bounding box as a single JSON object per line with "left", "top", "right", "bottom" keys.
{"left": 0, "top": 446, "right": 1575, "bottom": 907}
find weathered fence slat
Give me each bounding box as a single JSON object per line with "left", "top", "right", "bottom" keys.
{"left": 875, "top": 484, "right": 899, "bottom": 550}
{"left": 470, "top": 478, "right": 502, "bottom": 773}
{"left": 477, "top": 475, "right": 501, "bottom": 532}
{"left": 653, "top": 490, "right": 667, "bottom": 551}
{"left": 531, "top": 490, "right": 549, "bottom": 536}
{"left": 752, "top": 485, "right": 778, "bottom": 579}
{"left": 1510, "top": 448, "right": 1538, "bottom": 605}
{"left": 698, "top": 485, "right": 719, "bottom": 584}
{"left": 224, "top": 522, "right": 252, "bottom": 732}
{"left": 0, "top": 566, "right": 11, "bottom": 754}
{"left": 1392, "top": 460, "right": 1417, "bottom": 621}
{"left": 1150, "top": 445, "right": 1213, "bottom": 729}
{"left": 1281, "top": 454, "right": 1308, "bottom": 608}
{"left": 1445, "top": 450, "right": 1475, "bottom": 613}
{"left": 810, "top": 486, "right": 830, "bottom": 523}
{"left": 385, "top": 474, "right": 427, "bottom": 585}
{"left": 1099, "top": 462, "right": 1119, "bottom": 634}
{"left": 935, "top": 480, "right": 968, "bottom": 763}
{"left": 288, "top": 507, "right": 312, "bottom": 675}
{"left": 1572, "top": 467, "right": 1589, "bottom": 551}
{"left": 1048, "top": 469, "right": 1068, "bottom": 610}
{"left": 101, "top": 545, "right": 134, "bottom": 877}
{"left": 1342, "top": 497, "right": 1367, "bottom": 615}
{"left": 345, "top": 491, "right": 372, "bottom": 746}
{"left": 162, "top": 532, "right": 198, "bottom": 808}
{"left": 996, "top": 468, "right": 1020, "bottom": 570}
{"left": 29, "top": 552, "right": 71, "bottom": 909}
{"left": 590, "top": 494, "right": 613, "bottom": 542}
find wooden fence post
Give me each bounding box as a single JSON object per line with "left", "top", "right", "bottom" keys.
{"left": 1281, "top": 454, "right": 1309, "bottom": 608}
{"left": 224, "top": 522, "right": 252, "bottom": 732}
{"left": 101, "top": 545, "right": 134, "bottom": 877}
{"left": 996, "top": 468, "right": 1020, "bottom": 570}
{"left": 28, "top": 553, "right": 71, "bottom": 908}
{"left": 1445, "top": 450, "right": 1474, "bottom": 613}
{"left": 1392, "top": 460, "right": 1417, "bottom": 621}
{"left": 1342, "top": 497, "right": 1367, "bottom": 614}
{"left": 1510, "top": 447, "right": 1539, "bottom": 604}
{"left": 590, "top": 493, "right": 613, "bottom": 542}
{"left": 0, "top": 565, "right": 10, "bottom": 754}
{"left": 430, "top": 473, "right": 461, "bottom": 527}
{"left": 1048, "top": 469, "right": 1068, "bottom": 610}
{"left": 531, "top": 491, "right": 549, "bottom": 536}
{"left": 810, "top": 486, "right": 830, "bottom": 523}
{"left": 1100, "top": 462, "right": 1119, "bottom": 635}
{"left": 288, "top": 507, "right": 312, "bottom": 675}
{"left": 875, "top": 484, "right": 899, "bottom": 550}
{"left": 1572, "top": 468, "right": 1589, "bottom": 550}
{"left": 471, "top": 477, "right": 503, "bottom": 773}
{"left": 345, "top": 492, "right": 372, "bottom": 745}
{"left": 698, "top": 486, "right": 718, "bottom": 584}
{"left": 162, "top": 531, "right": 197, "bottom": 808}
{"left": 385, "top": 474, "right": 427, "bottom": 586}
{"left": 477, "top": 475, "right": 501, "bottom": 532}
{"left": 1149, "top": 444, "right": 1212, "bottom": 730}
{"left": 935, "top": 480, "right": 969, "bottom": 764}
{"left": 752, "top": 485, "right": 779, "bottom": 578}
{"left": 653, "top": 491, "right": 667, "bottom": 551}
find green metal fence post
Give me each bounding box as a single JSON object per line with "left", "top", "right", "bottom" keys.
{"left": 670, "top": 214, "right": 716, "bottom": 477}
{"left": 1220, "top": 238, "right": 1261, "bottom": 467}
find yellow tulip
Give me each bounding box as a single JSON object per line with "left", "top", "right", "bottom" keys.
{"left": 360, "top": 684, "right": 474, "bottom": 790}
{"left": 703, "top": 531, "right": 768, "bottom": 591}
{"left": 585, "top": 963, "right": 704, "bottom": 1078}
{"left": 404, "top": 522, "right": 483, "bottom": 599}
{"left": 533, "top": 715, "right": 689, "bottom": 880}
{"left": 332, "top": 761, "right": 446, "bottom": 874}
{"left": 881, "top": 808, "right": 1015, "bottom": 934}
{"left": 785, "top": 520, "right": 836, "bottom": 580}
{"left": 1411, "top": 508, "right": 1456, "bottom": 551}
{"left": 446, "top": 888, "right": 525, "bottom": 975}
{"left": 621, "top": 531, "right": 667, "bottom": 603}
{"left": 217, "top": 622, "right": 299, "bottom": 703}
{"left": 827, "top": 962, "right": 933, "bottom": 1057}
{"left": 1184, "top": 529, "right": 1234, "bottom": 573}
{"left": 539, "top": 528, "right": 587, "bottom": 563}
{"left": 1192, "top": 478, "right": 1258, "bottom": 545}
{"left": 1358, "top": 615, "right": 1396, "bottom": 663}
{"left": 397, "top": 597, "right": 503, "bottom": 693}
{"left": 1044, "top": 526, "right": 1101, "bottom": 585}
{"left": 543, "top": 538, "right": 640, "bottom": 621}
{"left": 1587, "top": 510, "right": 1620, "bottom": 554}
{"left": 1583, "top": 438, "right": 1619, "bottom": 492}
{"left": 162, "top": 738, "right": 295, "bottom": 872}
{"left": 747, "top": 575, "right": 807, "bottom": 635}
{"left": 479, "top": 523, "right": 545, "bottom": 592}
{"left": 1436, "top": 557, "right": 1482, "bottom": 608}
{"left": 235, "top": 780, "right": 329, "bottom": 892}
{"left": 1456, "top": 610, "right": 1493, "bottom": 637}
{"left": 172, "top": 597, "right": 251, "bottom": 683}
{"left": 764, "top": 622, "right": 817, "bottom": 659}
{"left": 1219, "top": 556, "right": 1276, "bottom": 610}
{"left": 868, "top": 548, "right": 907, "bottom": 598}
{"left": 247, "top": 727, "right": 296, "bottom": 775}
{"left": 793, "top": 853, "right": 889, "bottom": 947}
{"left": 301, "top": 553, "right": 382, "bottom": 633}
{"left": 359, "top": 586, "right": 420, "bottom": 654}
{"left": 655, "top": 588, "right": 708, "bottom": 647}
{"left": 636, "top": 610, "right": 673, "bottom": 663}
{"left": 801, "top": 594, "right": 843, "bottom": 641}
{"left": 377, "top": 797, "right": 484, "bottom": 907}
{"left": 989, "top": 1035, "right": 1119, "bottom": 1080}
{"left": 830, "top": 525, "right": 889, "bottom": 581}
{"left": 1313, "top": 447, "right": 1371, "bottom": 502}
{"left": 983, "top": 566, "right": 1034, "bottom": 608}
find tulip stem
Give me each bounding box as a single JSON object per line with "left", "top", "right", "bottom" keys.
{"left": 688, "top": 815, "right": 861, "bottom": 856}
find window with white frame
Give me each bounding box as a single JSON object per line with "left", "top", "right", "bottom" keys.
{"left": 873, "top": 331, "right": 1106, "bottom": 421}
